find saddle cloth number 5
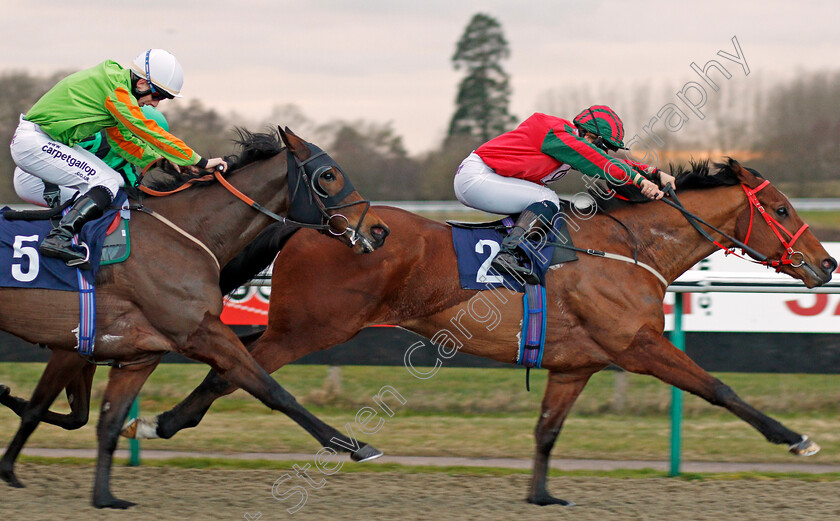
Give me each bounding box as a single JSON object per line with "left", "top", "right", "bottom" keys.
{"left": 12, "top": 235, "right": 40, "bottom": 283}
{"left": 475, "top": 239, "right": 504, "bottom": 284}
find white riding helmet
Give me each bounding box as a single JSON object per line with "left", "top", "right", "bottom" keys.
{"left": 130, "top": 49, "right": 184, "bottom": 98}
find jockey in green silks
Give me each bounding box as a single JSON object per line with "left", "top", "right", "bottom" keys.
{"left": 9, "top": 49, "right": 227, "bottom": 267}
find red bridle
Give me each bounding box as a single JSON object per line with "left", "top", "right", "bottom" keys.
{"left": 664, "top": 181, "right": 809, "bottom": 273}
{"left": 739, "top": 180, "right": 809, "bottom": 271}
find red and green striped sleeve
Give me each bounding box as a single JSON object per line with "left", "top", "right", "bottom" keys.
{"left": 104, "top": 86, "right": 202, "bottom": 167}
{"left": 540, "top": 124, "right": 646, "bottom": 186}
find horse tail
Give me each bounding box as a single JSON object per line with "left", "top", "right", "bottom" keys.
{"left": 219, "top": 222, "right": 301, "bottom": 295}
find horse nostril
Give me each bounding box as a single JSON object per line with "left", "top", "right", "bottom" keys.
{"left": 823, "top": 257, "right": 838, "bottom": 274}
{"left": 371, "top": 225, "right": 390, "bottom": 240}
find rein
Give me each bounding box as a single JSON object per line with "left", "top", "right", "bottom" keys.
{"left": 137, "top": 145, "right": 374, "bottom": 248}
{"left": 661, "top": 184, "right": 807, "bottom": 271}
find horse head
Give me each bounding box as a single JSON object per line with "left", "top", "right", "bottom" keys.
{"left": 725, "top": 158, "right": 836, "bottom": 287}
{"left": 279, "top": 126, "right": 389, "bottom": 253}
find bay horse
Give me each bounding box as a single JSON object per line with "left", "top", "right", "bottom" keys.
{"left": 0, "top": 127, "right": 389, "bottom": 508}
{"left": 5, "top": 159, "right": 836, "bottom": 506}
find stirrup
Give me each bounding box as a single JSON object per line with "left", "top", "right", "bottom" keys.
{"left": 40, "top": 240, "right": 91, "bottom": 269}
{"left": 491, "top": 253, "right": 540, "bottom": 285}
{"left": 65, "top": 243, "right": 90, "bottom": 268}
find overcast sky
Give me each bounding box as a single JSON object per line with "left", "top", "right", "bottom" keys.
{"left": 2, "top": 0, "right": 839, "bottom": 154}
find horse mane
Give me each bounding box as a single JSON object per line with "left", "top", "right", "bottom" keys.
{"left": 590, "top": 158, "right": 763, "bottom": 213}
{"left": 673, "top": 158, "right": 763, "bottom": 190}
{"left": 225, "top": 127, "right": 286, "bottom": 172}
{"left": 142, "top": 127, "right": 286, "bottom": 193}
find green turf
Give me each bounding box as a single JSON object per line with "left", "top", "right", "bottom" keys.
{"left": 798, "top": 210, "right": 840, "bottom": 229}
{"left": 1, "top": 363, "right": 839, "bottom": 464}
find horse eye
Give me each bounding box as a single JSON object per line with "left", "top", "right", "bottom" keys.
{"left": 322, "top": 171, "right": 336, "bottom": 182}
{"left": 776, "top": 207, "right": 789, "bottom": 217}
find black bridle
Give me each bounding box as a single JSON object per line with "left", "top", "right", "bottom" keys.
{"left": 212, "top": 141, "right": 373, "bottom": 249}
{"left": 285, "top": 143, "right": 373, "bottom": 248}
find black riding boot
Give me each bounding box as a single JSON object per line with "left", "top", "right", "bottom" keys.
{"left": 490, "top": 201, "right": 557, "bottom": 285}
{"left": 39, "top": 187, "right": 109, "bottom": 267}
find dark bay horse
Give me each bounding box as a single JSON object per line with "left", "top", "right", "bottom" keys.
{"left": 6, "top": 159, "right": 836, "bottom": 506}
{"left": 0, "top": 127, "right": 388, "bottom": 508}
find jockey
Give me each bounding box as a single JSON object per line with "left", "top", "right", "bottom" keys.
{"left": 9, "top": 49, "right": 227, "bottom": 267}
{"left": 453, "top": 106, "right": 676, "bottom": 283}
{"left": 13, "top": 105, "right": 171, "bottom": 208}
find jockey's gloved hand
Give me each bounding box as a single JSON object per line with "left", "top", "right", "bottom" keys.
{"left": 640, "top": 179, "right": 664, "bottom": 200}
{"left": 203, "top": 157, "right": 228, "bottom": 173}
{"left": 657, "top": 171, "right": 676, "bottom": 192}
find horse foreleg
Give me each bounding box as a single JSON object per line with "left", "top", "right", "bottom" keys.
{"left": 0, "top": 351, "right": 89, "bottom": 488}
{"left": 614, "top": 325, "right": 816, "bottom": 454}
{"left": 125, "top": 364, "right": 235, "bottom": 440}
{"left": 528, "top": 371, "right": 592, "bottom": 506}
{"left": 178, "top": 316, "right": 381, "bottom": 461}
{"left": 0, "top": 351, "right": 95, "bottom": 430}
{"left": 92, "top": 358, "right": 160, "bottom": 509}
{"left": 125, "top": 329, "right": 268, "bottom": 440}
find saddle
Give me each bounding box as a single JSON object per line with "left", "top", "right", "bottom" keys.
{"left": 1, "top": 192, "right": 131, "bottom": 280}
{"left": 447, "top": 210, "right": 578, "bottom": 266}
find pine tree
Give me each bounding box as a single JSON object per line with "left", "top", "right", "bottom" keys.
{"left": 447, "top": 13, "right": 516, "bottom": 142}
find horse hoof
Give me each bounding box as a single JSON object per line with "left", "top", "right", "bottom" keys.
{"left": 93, "top": 495, "right": 137, "bottom": 509}
{"left": 527, "top": 493, "right": 574, "bottom": 507}
{"left": 351, "top": 444, "right": 383, "bottom": 462}
{"left": 121, "top": 417, "right": 159, "bottom": 439}
{"left": 789, "top": 435, "right": 820, "bottom": 457}
{"left": 1, "top": 468, "right": 25, "bottom": 488}
{"left": 120, "top": 418, "right": 138, "bottom": 438}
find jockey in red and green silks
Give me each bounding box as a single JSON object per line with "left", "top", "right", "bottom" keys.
{"left": 453, "top": 105, "right": 676, "bottom": 284}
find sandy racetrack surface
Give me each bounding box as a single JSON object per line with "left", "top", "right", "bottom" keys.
{"left": 1, "top": 464, "right": 839, "bottom": 520}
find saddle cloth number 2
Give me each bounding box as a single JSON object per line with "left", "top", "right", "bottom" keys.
{"left": 475, "top": 239, "right": 504, "bottom": 284}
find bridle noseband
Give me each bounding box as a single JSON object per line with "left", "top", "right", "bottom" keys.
{"left": 286, "top": 146, "right": 373, "bottom": 248}
{"left": 663, "top": 182, "right": 808, "bottom": 272}
{"left": 740, "top": 180, "right": 808, "bottom": 269}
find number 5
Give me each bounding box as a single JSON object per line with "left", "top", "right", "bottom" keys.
{"left": 12, "top": 235, "right": 40, "bottom": 282}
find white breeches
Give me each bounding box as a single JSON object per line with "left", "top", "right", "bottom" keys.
{"left": 453, "top": 152, "right": 560, "bottom": 215}
{"left": 10, "top": 116, "right": 123, "bottom": 206}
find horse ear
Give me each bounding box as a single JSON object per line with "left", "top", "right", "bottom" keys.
{"left": 277, "top": 126, "right": 310, "bottom": 160}
{"left": 728, "top": 157, "right": 758, "bottom": 186}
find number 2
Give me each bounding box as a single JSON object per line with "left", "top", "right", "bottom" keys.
{"left": 475, "top": 239, "right": 503, "bottom": 284}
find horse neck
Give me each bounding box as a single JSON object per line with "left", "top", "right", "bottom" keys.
{"left": 621, "top": 184, "right": 746, "bottom": 284}
{"left": 146, "top": 153, "right": 290, "bottom": 268}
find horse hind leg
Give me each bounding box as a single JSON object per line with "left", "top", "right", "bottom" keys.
{"left": 614, "top": 325, "right": 816, "bottom": 454}
{"left": 178, "top": 316, "right": 381, "bottom": 462}
{"left": 0, "top": 352, "right": 89, "bottom": 488}
{"left": 0, "top": 353, "right": 95, "bottom": 430}
{"left": 528, "top": 371, "right": 592, "bottom": 506}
